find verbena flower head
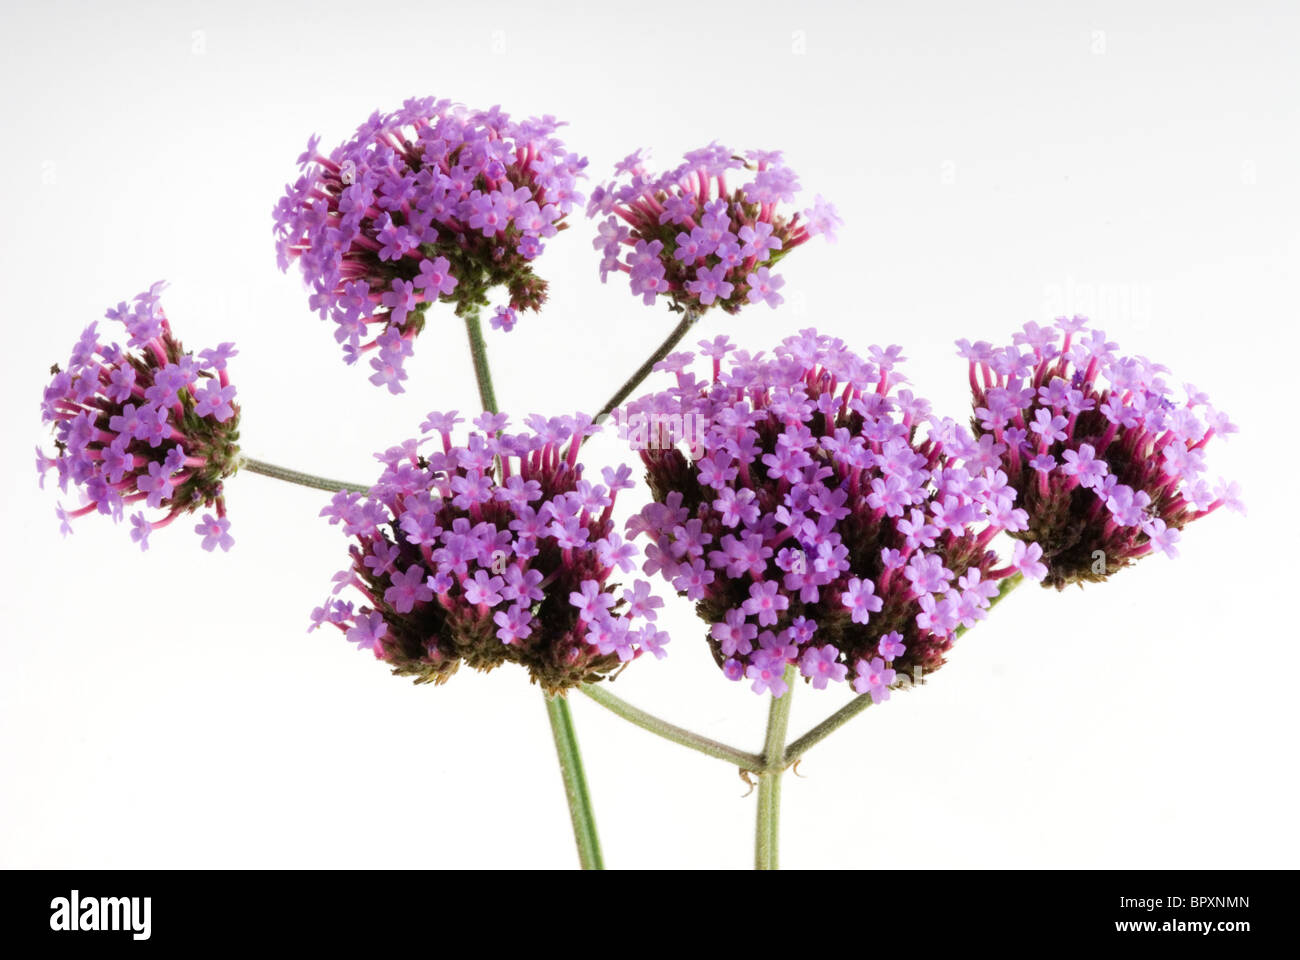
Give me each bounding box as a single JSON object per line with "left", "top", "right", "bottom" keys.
{"left": 314, "top": 412, "right": 666, "bottom": 694}
{"left": 958, "top": 316, "right": 1241, "bottom": 588}
{"left": 37, "top": 283, "right": 241, "bottom": 551}
{"left": 622, "top": 331, "right": 1034, "bottom": 700}
{"left": 587, "top": 146, "right": 840, "bottom": 316}
{"left": 273, "top": 97, "right": 588, "bottom": 393}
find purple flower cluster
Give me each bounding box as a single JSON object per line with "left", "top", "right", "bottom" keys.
{"left": 959, "top": 316, "right": 1241, "bottom": 587}
{"left": 588, "top": 145, "right": 840, "bottom": 316}
{"left": 273, "top": 97, "right": 588, "bottom": 392}
{"left": 37, "top": 284, "right": 240, "bottom": 552}
{"left": 623, "top": 331, "right": 1039, "bottom": 699}
{"left": 312, "top": 412, "right": 666, "bottom": 693}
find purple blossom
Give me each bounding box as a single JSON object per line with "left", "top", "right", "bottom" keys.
{"left": 500, "top": 566, "right": 543, "bottom": 604}
{"left": 275, "top": 100, "right": 586, "bottom": 387}
{"left": 346, "top": 611, "right": 388, "bottom": 655}
{"left": 744, "top": 267, "right": 785, "bottom": 308}
{"left": 623, "top": 580, "right": 664, "bottom": 621}
{"left": 598, "top": 534, "right": 638, "bottom": 573}
{"left": 742, "top": 580, "right": 789, "bottom": 626}
{"left": 746, "top": 660, "right": 790, "bottom": 697}
{"left": 877, "top": 632, "right": 906, "bottom": 660}
{"left": 853, "top": 657, "right": 896, "bottom": 703}
{"left": 1010, "top": 541, "right": 1048, "bottom": 582}
{"left": 464, "top": 571, "right": 505, "bottom": 607}
{"left": 199, "top": 342, "right": 239, "bottom": 370}
{"left": 385, "top": 564, "right": 434, "bottom": 613}
{"left": 1142, "top": 517, "right": 1181, "bottom": 557}
{"left": 714, "top": 487, "right": 760, "bottom": 527}
{"left": 195, "top": 513, "right": 235, "bottom": 553}
{"left": 802, "top": 195, "right": 843, "bottom": 241}
{"left": 1211, "top": 479, "right": 1245, "bottom": 515}
{"left": 368, "top": 355, "right": 408, "bottom": 394}
{"left": 317, "top": 414, "right": 660, "bottom": 693}
{"left": 493, "top": 604, "right": 533, "bottom": 645}
{"left": 137, "top": 460, "right": 175, "bottom": 509}
{"left": 800, "top": 645, "right": 848, "bottom": 689}
{"left": 624, "top": 331, "right": 1025, "bottom": 696}
{"left": 738, "top": 222, "right": 782, "bottom": 259}
{"left": 711, "top": 609, "right": 758, "bottom": 657}
{"left": 413, "top": 256, "right": 458, "bottom": 298}
{"left": 570, "top": 579, "right": 615, "bottom": 622}
{"left": 959, "top": 315, "right": 1239, "bottom": 587}
{"left": 38, "top": 286, "right": 240, "bottom": 549}
{"left": 1030, "top": 408, "right": 1069, "bottom": 447}
{"left": 380, "top": 279, "right": 420, "bottom": 327}
{"left": 129, "top": 513, "right": 152, "bottom": 552}
{"left": 1060, "top": 443, "right": 1108, "bottom": 489}
{"left": 903, "top": 553, "right": 953, "bottom": 596}
{"left": 687, "top": 263, "right": 734, "bottom": 306}
{"left": 842, "top": 577, "right": 883, "bottom": 624}
{"left": 639, "top": 626, "right": 670, "bottom": 660}
{"left": 490, "top": 306, "right": 518, "bottom": 332}
{"left": 193, "top": 379, "right": 237, "bottom": 422}
{"left": 588, "top": 145, "right": 832, "bottom": 315}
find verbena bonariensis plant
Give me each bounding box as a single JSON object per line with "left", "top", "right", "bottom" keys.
{"left": 273, "top": 98, "right": 587, "bottom": 393}
{"left": 622, "top": 331, "right": 1046, "bottom": 701}
{"left": 37, "top": 283, "right": 242, "bottom": 552}
{"left": 312, "top": 412, "right": 666, "bottom": 694}
{"left": 38, "top": 93, "right": 1242, "bottom": 871}
{"left": 581, "top": 145, "right": 843, "bottom": 425}
{"left": 958, "top": 316, "right": 1241, "bottom": 588}
{"left": 588, "top": 145, "right": 839, "bottom": 316}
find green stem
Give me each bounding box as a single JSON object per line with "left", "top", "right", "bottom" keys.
{"left": 239, "top": 456, "right": 367, "bottom": 494}
{"left": 579, "top": 683, "right": 765, "bottom": 772}
{"left": 783, "top": 573, "right": 1027, "bottom": 767}
{"left": 463, "top": 307, "right": 498, "bottom": 413}
{"left": 595, "top": 309, "right": 698, "bottom": 423}
{"left": 783, "top": 686, "right": 899, "bottom": 769}
{"left": 545, "top": 695, "right": 603, "bottom": 870}
{"left": 755, "top": 665, "right": 797, "bottom": 871}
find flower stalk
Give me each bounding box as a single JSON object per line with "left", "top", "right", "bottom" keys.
{"left": 240, "top": 457, "right": 368, "bottom": 494}
{"left": 595, "top": 309, "right": 698, "bottom": 423}
{"left": 579, "top": 682, "right": 764, "bottom": 771}
{"left": 755, "top": 664, "right": 797, "bottom": 871}
{"left": 463, "top": 306, "right": 499, "bottom": 414}
{"left": 545, "top": 695, "right": 603, "bottom": 870}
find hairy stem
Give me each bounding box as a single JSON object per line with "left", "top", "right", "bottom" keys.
{"left": 545, "top": 695, "right": 603, "bottom": 870}
{"left": 239, "top": 457, "right": 367, "bottom": 494}
{"left": 595, "top": 309, "right": 698, "bottom": 423}
{"left": 579, "top": 683, "right": 765, "bottom": 772}
{"left": 755, "top": 665, "right": 797, "bottom": 871}
{"left": 463, "top": 306, "right": 498, "bottom": 413}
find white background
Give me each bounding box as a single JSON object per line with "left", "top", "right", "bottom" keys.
{"left": 2, "top": 0, "right": 1296, "bottom": 869}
